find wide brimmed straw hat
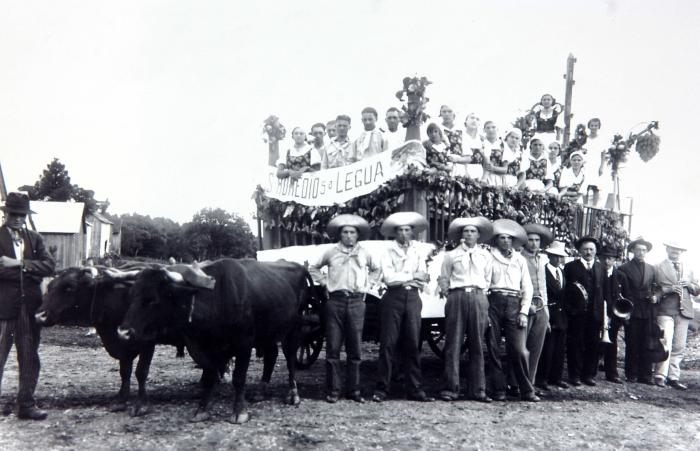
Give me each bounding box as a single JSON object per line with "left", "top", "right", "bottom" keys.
{"left": 627, "top": 236, "right": 653, "bottom": 252}
{"left": 490, "top": 219, "right": 528, "bottom": 248}
{"left": 523, "top": 223, "right": 554, "bottom": 247}
{"left": 663, "top": 239, "right": 687, "bottom": 251}
{"left": 446, "top": 216, "right": 493, "bottom": 243}
{"left": 326, "top": 214, "right": 370, "bottom": 240}
{"left": 380, "top": 212, "right": 428, "bottom": 238}
{"left": 575, "top": 236, "right": 599, "bottom": 250}
{"left": 544, "top": 240, "right": 568, "bottom": 257}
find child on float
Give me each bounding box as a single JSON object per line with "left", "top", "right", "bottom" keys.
{"left": 276, "top": 127, "right": 321, "bottom": 180}
{"left": 424, "top": 123, "right": 452, "bottom": 173}
{"left": 482, "top": 128, "right": 519, "bottom": 187}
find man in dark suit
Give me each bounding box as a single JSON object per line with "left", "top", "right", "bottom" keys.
{"left": 535, "top": 241, "right": 569, "bottom": 390}
{"left": 563, "top": 236, "right": 605, "bottom": 386}
{"left": 0, "top": 193, "right": 55, "bottom": 420}
{"left": 599, "top": 246, "right": 626, "bottom": 383}
{"left": 617, "top": 237, "right": 656, "bottom": 384}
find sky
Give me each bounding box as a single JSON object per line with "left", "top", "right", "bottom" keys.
{"left": 1, "top": 0, "right": 699, "bottom": 266}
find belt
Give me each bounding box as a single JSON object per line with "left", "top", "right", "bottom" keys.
{"left": 329, "top": 290, "right": 364, "bottom": 299}
{"left": 449, "top": 286, "right": 483, "bottom": 293}
{"left": 386, "top": 285, "right": 420, "bottom": 292}
{"left": 489, "top": 289, "right": 521, "bottom": 298}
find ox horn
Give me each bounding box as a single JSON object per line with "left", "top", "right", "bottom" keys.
{"left": 104, "top": 268, "right": 140, "bottom": 280}
{"left": 82, "top": 267, "right": 99, "bottom": 278}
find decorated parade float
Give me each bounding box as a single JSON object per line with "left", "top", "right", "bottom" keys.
{"left": 252, "top": 56, "right": 661, "bottom": 367}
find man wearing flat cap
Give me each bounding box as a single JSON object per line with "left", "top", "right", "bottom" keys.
{"left": 617, "top": 236, "right": 656, "bottom": 384}
{"left": 652, "top": 240, "right": 699, "bottom": 389}
{"left": 563, "top": 236, "right": 605, "bottom": 387}
{"left": 0, "top": 193, "right": 55, "bottom": 420}
{"left": 309, "top": 214, "right": 381, "bottom": 403}
{"left": 519, "top": 223, "right": 553, "bottom": 387}
{"left": 438, "top": 216, "right": 494, "bottom": 403}
{"left": 535, "top": 241, "right": 569, "bottom": 390}
{"left": 599, "top": 245, "right": 626, "bottom": 384}
{"left": 372, "top": 212, "right": 433, "bottom": 403}
{"left": 485, "top": 219, "right": 538, "bottom": 402}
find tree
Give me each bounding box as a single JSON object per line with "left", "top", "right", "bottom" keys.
{"left": 182, "top": 208, "right": 257, "bottom": 260}
{"left": 21, "top": 158, "right": 99, "bottom": 213}
{"left": 119, "top": 213, "right": 167, "bottom": 258}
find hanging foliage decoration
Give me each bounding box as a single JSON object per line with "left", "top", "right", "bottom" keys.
{"left": 262, "top": 115, "right": 287, "bottom": 144}
{"left": 254, "top": 166, "right": 628, "bottom": 254}
{"left": 395, "top": 76, "right": 432, "bottom": 128}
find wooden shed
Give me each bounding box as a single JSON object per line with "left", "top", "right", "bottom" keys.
{"left": 85, "top": 211, "right": 115, "bottom": 259}
{"left": 30, "top": 201, "right": 86, "bottom": 269}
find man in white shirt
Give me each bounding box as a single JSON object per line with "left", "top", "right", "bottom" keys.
{"left": 438, "top": 217, "right": 494, "bottom": 403}
{"left": 351, "top": 107, "right": 388, "bottom": 161}
{"left": 383, "top": 107, "right": 404, "bottom": 151}
{"left": 322, "top": 115, "right": 353, "bottom": 169}
{"left": 372, "top": 212, "right": 433, "bottom": 403}
{"left": 485, "top": 219, "right": 538, "bottom": 402}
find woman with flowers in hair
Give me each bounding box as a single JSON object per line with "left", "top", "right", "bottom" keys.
{"left": 424, "top": 123, "right": 452, "bottom": 173}
{"left": 532, "top": 94, "right": 564, "bottom": 147}
{"left": 462, "top": 113, "right": 485, "bottom": 180}
{"left": 276, "top": 127, "right": 321, "bottom": 180}
{"left": 482, "top": 128, "right": 519, "bottom": 187}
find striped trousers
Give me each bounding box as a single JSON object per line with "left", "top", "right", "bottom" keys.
{"left": 0, "top": 302, "right": 41, "bottom": 409}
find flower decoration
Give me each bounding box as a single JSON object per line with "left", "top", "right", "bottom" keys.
{"left": 395, "top": 76, "right": 432, "bottom": 127}
{"left": 262, "top": 115, "right": 287, "bottom": 144}
{"left": 605, "top": 134, "right": 630, "bottom": 175}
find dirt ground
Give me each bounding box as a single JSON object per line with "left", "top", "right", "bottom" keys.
{"left": 1, "top": 326, "right": 700, "bottom": 450}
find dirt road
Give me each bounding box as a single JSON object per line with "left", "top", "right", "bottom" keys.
{"left": 1, "top": 326, "right": 699, "bottom": 450}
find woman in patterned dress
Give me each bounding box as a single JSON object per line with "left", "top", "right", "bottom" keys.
{"left": 518, "top": 139, "right": 556, "bottom": 193}
{"left": 482, "top": 128, "right": 519, "bottom": 186}
{"left": 503, "top": 129, "right": 523, "bottom": 187}
{"left": 462, "top": 113, "right": 485, "bottom": 180}
{"left": 532, "top": 94, "right": 564, "bottom": 147}
{"left": 424, "top": 123, "right": 451, "bottom": 172}
{"left": 558, "top": 151, "right": 586, "bottom": 202}
{"left": 276, "top": 127, "right": 321, "bottom": 179}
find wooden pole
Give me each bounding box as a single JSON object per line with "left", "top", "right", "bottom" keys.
{"left": 562, "top": 53, "right": 576, "bottom": 148}
{"left": 0, "top": 161, "right": 7, "bottom": 201}
{"left": 268, "top": 141, "right": 280, "bottom": 167}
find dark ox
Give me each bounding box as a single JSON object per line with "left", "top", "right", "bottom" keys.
{"left": 118, "top": 258, "right": 311, "bottom": 424}
{"left": 36, "top": 266, "right": 187, "bottom": 416}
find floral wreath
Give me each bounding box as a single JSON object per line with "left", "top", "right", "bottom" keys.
{"left": 262, "top": 115, "right": 287, "bottom": 144}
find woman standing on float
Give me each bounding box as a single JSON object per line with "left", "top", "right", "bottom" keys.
{"left": 276, "top": 127, "right": 321, "bottom": 179}
{"left": 532, "top": 94, "right": 563, "bottom": 147}
{"left": 462, "top": 113, "right": 485, "bottom": 180}
{"left": 483, "top": 128, "right": 519, "bottom": 187}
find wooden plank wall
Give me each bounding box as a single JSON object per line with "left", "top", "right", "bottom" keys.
{"left": 42, "top": 233, "right": 84, "bottom": 269}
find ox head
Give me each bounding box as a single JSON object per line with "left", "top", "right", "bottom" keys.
{"left": 118, "top": 268, "right": 198, "bottom": 342}
{"left": 36, "top": 267, "right": 101, "bottom": 326}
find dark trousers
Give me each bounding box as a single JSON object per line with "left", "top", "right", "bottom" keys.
{"left": 486, "top": 293, "right": 534, "bottom": 397}
{"left": 324, "top": 294, "right": 365, "bottom": 396}
{"left": 536, "top": 328, "right": 567, "bottom": 385}
{"left": 603, "top": 320, "right": 624, "bottom": 378}
{"left": 625, "top": 318, "right": 653, "bottom": 381}
{"left": 0, "top": 303, "right": 42, "bottom": 409}
{"left": 566, "top": 313, "right": 601, "bottom": 381}
{"left": 442, "top": 289, "right": 489, "bottom": 398}
{"left": 376, "top": 288, "right": 423, "bottom": 395}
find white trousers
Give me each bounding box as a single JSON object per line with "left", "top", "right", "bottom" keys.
{"left": 654, "top": 315, "right": 690, "bottom": 381}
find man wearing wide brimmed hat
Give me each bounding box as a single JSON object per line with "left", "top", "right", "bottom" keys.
{"left": 372, "top": 212, "right": 433, "bottom": 403}
{"left": 535, "top": 241, "right": 569, "bottom": 390}
{"left": 617, "top": 236, "right": 657, "bottom": 384}
{"left": 437, "top": 216, "right": 494, "bottom": 403}
{"left": 519, "top": 223, "right": 554, "bottom": 389}
{"left": 0, "top": 193, "right": 55, "bottom": 420}
{"left": 309, "top": 214, "right": 381, "bottom": 403}
{"left": 563, "top": 236, "right": 605, "bottom": 387}
{"left": 599, "top": 245, "right": 626, "bottom": 384}
{"left": 652, "top": 240, "right": 699, "bottom": 390}
{"left": 484, "top": 219, "right": 539, "bottom": 402}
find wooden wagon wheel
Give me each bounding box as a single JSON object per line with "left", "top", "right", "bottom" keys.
{"left": 423, "top": 319, "right": 467, "bottom": 359}
{"left": 295, "top": 285, "right": 325, "bottom": 369}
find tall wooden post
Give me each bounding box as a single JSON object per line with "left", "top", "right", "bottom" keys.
{"left": 562, "top": 53, "right": 576, "bottom": 148}
{"left": 268, "top": 141, "right": 280, "bottom": 167}
{"left": 0, "top": 161, "right": 7, "bottom": 201}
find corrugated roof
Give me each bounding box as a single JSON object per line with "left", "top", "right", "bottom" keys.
{"left": 28, "top": 201, "right": 85, "bottom": 234}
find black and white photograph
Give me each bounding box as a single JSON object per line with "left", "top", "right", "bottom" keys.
{"left": 1, "top": 0, "right": 699, "bottom": 449}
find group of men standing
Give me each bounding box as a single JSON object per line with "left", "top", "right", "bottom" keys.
{"left": 309, "top": 211, "right": 699, "bottom": 403}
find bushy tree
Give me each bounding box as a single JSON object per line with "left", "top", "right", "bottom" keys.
{"left": 21, "top": 158, "right": 99, "bottom": 213}
{"left": 182, "top": 208, "right": 257, "bottom": 260}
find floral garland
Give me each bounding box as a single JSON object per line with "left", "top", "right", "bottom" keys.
{"left": 254, "top": 167, "right": 628, "bottom": 254}
{"left": 395, "top": 76, "right": 432, "bottom": 127}
{"left": 262, "top": 115, "right": 286, "bottom": 144}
